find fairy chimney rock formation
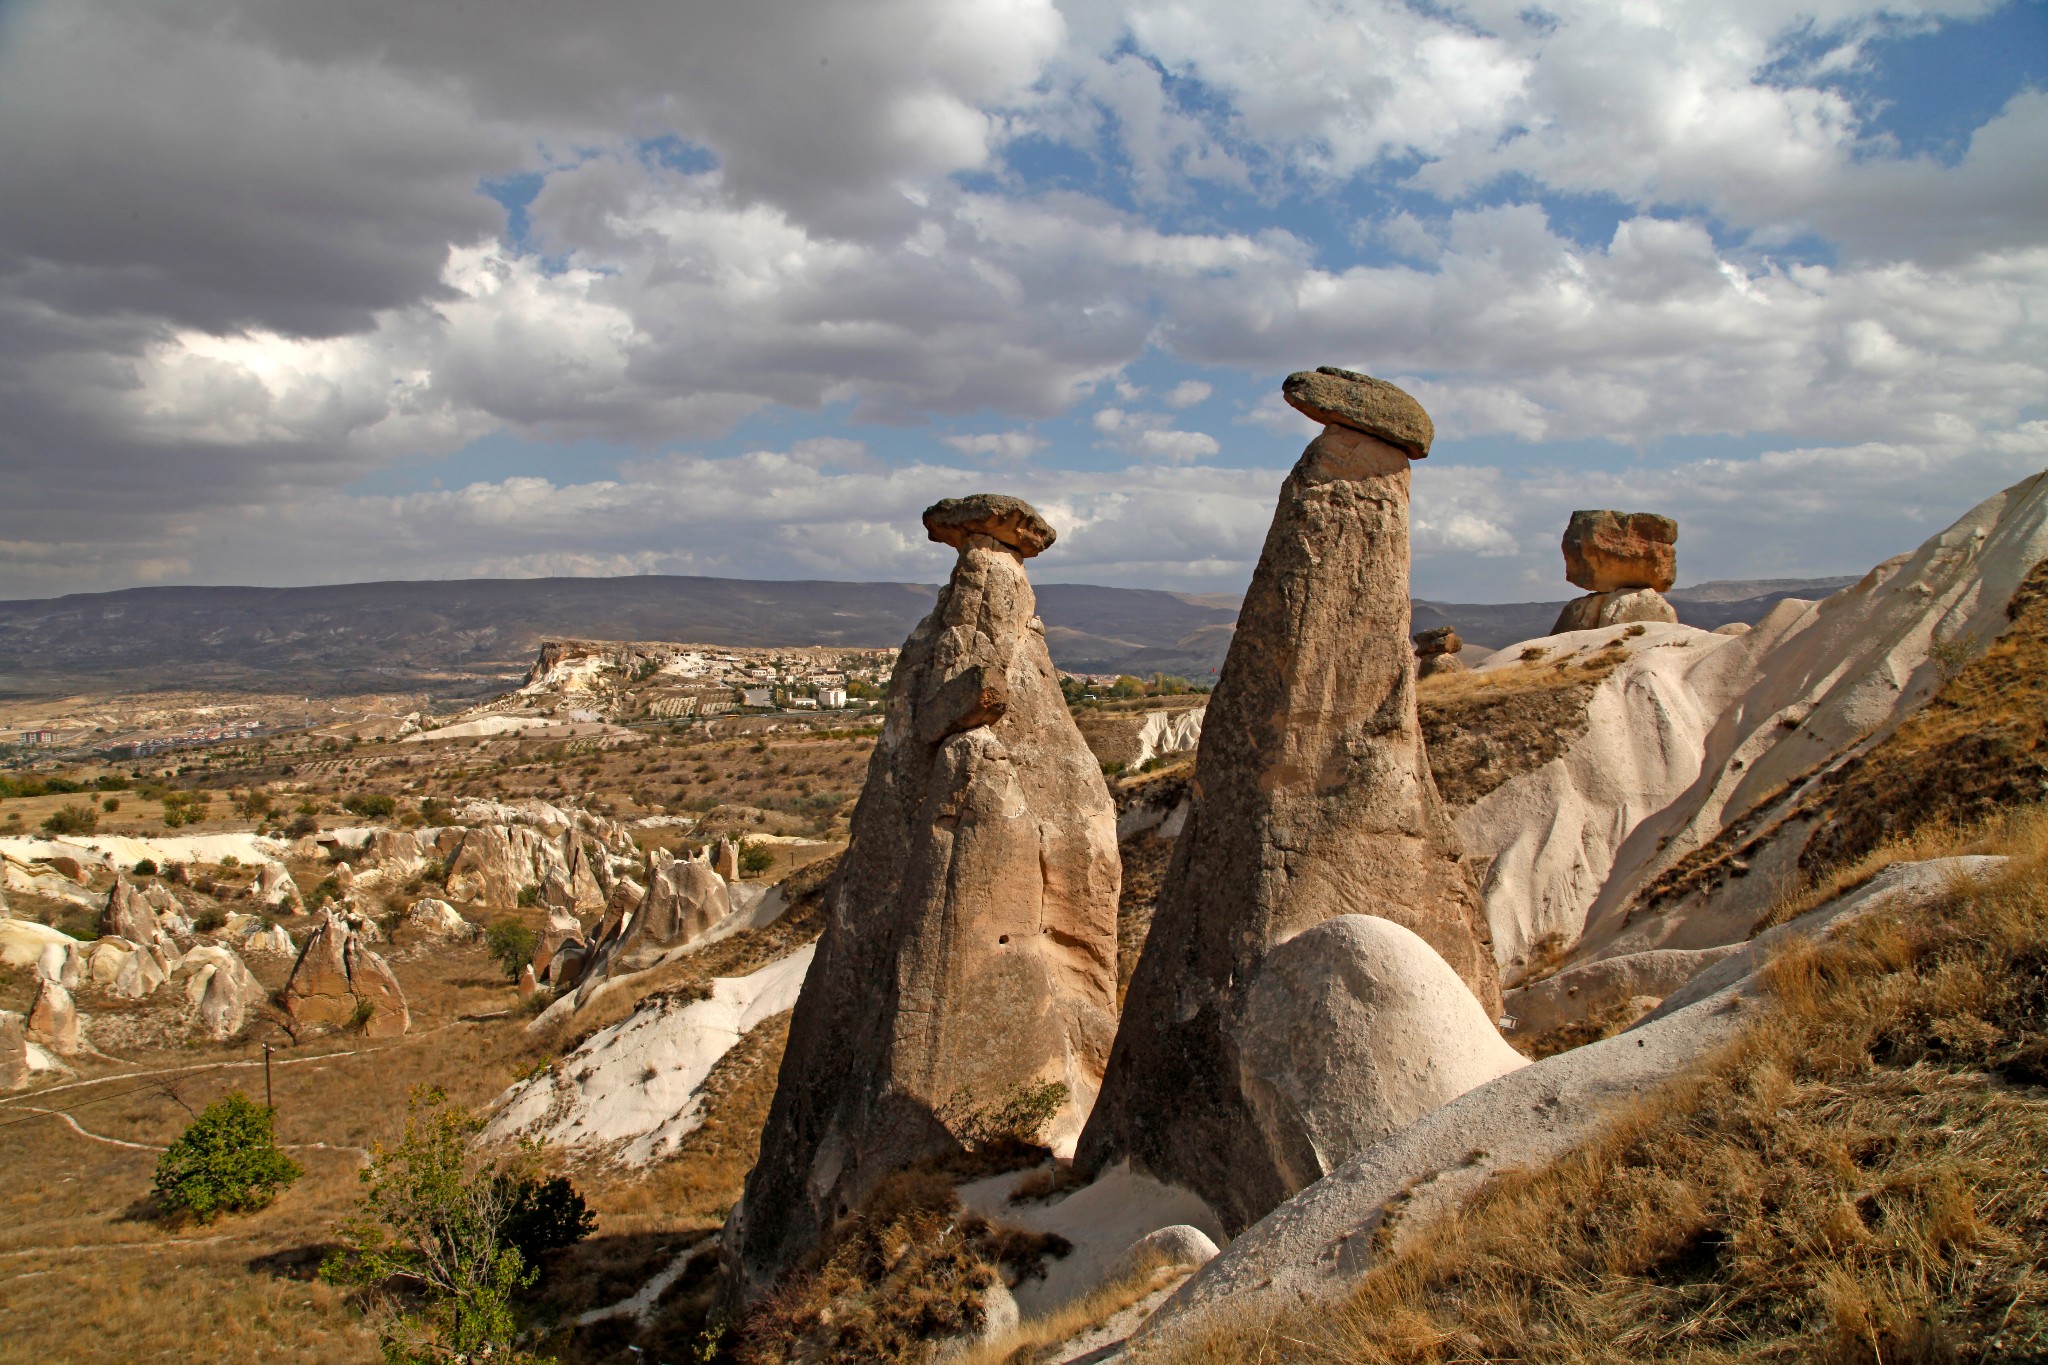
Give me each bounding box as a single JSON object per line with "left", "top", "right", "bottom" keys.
{"left": 1414, "top": 625, "right": 1467, "bottom": 678}
{"left": 726, "top": 492, "right": 1120, "bottom": 1302}
{"left": 282, "top": 910, "right": 411, "bottom": 1038}
{"left": 1076, "top": 368, "right": 1500, "bottom": 1233}
{"left": 1552, "top": 510, "right": 1681, "bottom": 633}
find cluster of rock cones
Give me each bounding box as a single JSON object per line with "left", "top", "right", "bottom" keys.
{"left": 724, "top": 366, "right": 1516, "bottom": 1296}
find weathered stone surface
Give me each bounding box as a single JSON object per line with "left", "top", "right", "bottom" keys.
{"left": 1551, "top": 586, "right": 1680, "bottom": 634}
{"left": 345, "top": 939, "right": 410, "bottom": 1038}
{"left": 282, "top": 909, "right": 410, "bottom": 1037}
{"left": 257, "top": 861, "right": 302, "bottom": 910}
{"left": 1281, "top": 367, "right": 1433, "bottom": 458}
{"left": 922, "top": 493, "right": 1057, "bottom": 558}
{"left": 1414, "top": 625, "right": 1462, "bottom": 657}
{"left": 283, "top": 912, "right": 358, "bottom": 1029}
{"left": 1077, "top": 400, "right": 1500, "bottom": 1234}
{"left": 27, "top": 977, "right": 79, "bottom": 1054}
{"left": 173, "top": 945, "right": 263, "bottom": 1041}
{"left": 517, "top": 963, "right": 538, "bottom": 998}
{"left": 1237, "top": 916, "right": 1527, "bottom": 1194}
{"left": 712, "top": 837, "right": 741, "bottom": 883}
{"left": 101, "top": 876, "right": 163, "bottom": 947}
{"left": 405, "top": 898, "right": 476, "bottom": 940}
{"left": 1107, "top": 1224, "right": 1221, "bottom": 1283}
{"left": 532, "top": 908, "right": 586, "bottom": 978}
{"left": 1561, "top": 509, "right": 1678, "bottom": 592}
{"left": 728, "top": 493, "right": 1120, "bottom": 1302}
{"left": 1417, "top": 652, "right": 1468, "bottom": 679}
{"left": 0, "top": 1010, "right": 27, "bottom": 1090}
{"left": 612, "top": 851, "right": 730, "bottom": 973}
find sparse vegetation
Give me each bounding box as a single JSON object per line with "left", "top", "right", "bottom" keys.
{"left": 343, "top": 791, "right": 398, "bottom": 819}
{"left": 40, "top": 801, "right": 99, "bottom": 835}
{"left": 486, "top": 921, "right": 540, "bottom": 983}
{"left": 321, "top": 1087, "right": 568, "bottom": 1364}
{"left": 1154, "top": 815, "right": 2048, "bottom": 1364}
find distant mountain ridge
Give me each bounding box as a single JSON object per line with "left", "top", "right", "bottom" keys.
{"left": 0, "top": 573, "right": 1859, "bottom": 698}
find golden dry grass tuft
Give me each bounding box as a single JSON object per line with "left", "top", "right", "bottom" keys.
{"left": 1149, "top": 822, "right": 2048, "bottom": 1365}
{"left": 956, "top": 1253, "right": 1186, "bottom": 1365}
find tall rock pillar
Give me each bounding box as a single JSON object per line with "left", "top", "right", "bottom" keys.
{"left": 725, "top": 494, "right": 1121, "bottom": 1301}
{"left": 1075, "top": 367, "right": 1500, "bottom": 1230}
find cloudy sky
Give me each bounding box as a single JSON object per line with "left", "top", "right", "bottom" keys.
{"left": 1, "top": 0, "right": 2043, "bottom": 604}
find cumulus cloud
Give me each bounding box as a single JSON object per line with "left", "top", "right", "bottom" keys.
{"left": 942, "top": 430, "right": 1049, "bottom": 460}
{"left": 0, "top": 0, "right": 2042, "bottom": 602}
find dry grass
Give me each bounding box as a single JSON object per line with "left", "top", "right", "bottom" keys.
{"left": 1148, "top": 821, "right": 2048, "bottom": 1364}
{"left": 1417, "top": 660, "right": 1617, "bottom": 811}
{"left": 956, "top": 1254, "right": 1187, "bottom": 1365}
{"left": 731, "top": 1168, "right": 1071, "bottom": 1365}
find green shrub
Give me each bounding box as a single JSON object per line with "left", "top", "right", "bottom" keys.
{"left": 342, "top": 792, "right": 397, "bottom": 819}
{"left": 321, "top": 1087, "right": 569, "bottom": 1364}
{"left": 152, "top": 1092, "right": 301, "bottom": 1222}
{"left": 95, "top": 774, "right": 132, "bottom": 792}
{"left": 485, "top": 921, "right": 538, "bottom": 982}
{"left": 193, "top": 909, "right": 226, "bottom": 934}
{"left": 496, "top": 1173, "right": 596, "bottom": 1268}
{"left": 288, "top": 813, "right": 319, "bottom": 838}
{"left": 738, "top": 841, "right": 776, "bottom": 876}
{"left": 515, "top": 882, "right": 541, "bottom": 908}
{"left": 133, "top": 858, "right": 159, "bottom": 877}
{"left": 101, "top": 796, "right": 120, "bottom": 813}
{"left": 40, "top": 803, "right": 99, "bottom": 836}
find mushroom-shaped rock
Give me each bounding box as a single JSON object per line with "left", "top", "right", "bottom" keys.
{"left": 1078, "top": 378, "right": 1498, "bottom": 1234}
{"left": 1237, "top": 916, "right": 1528, "bottom": 1194}
{"left": 1413, "top": 625, "right": 1462, "bottom": 657}
{"left": 27, "top": 978, "right": 79, "bottom": 1055}
{"left": 1561, "top": 509, "right": 1677, "bottom": 592}
{"left": 922, "top": 493, "right": 1057, "bottom": 557}
{"left": 1282, "top": 367, "right": 1434, "bottom": 458}
{"left": 728, "top": 492, "right": 1119, "bottom": 1303}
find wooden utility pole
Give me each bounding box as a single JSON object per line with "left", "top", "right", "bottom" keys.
{"left": 263, "top": 1043, "right": 273, "bottom": 1114}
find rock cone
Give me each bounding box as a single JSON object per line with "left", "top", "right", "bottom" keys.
{"left": 726, "top": 492, "right": 1120, "bottom": 1302}
{"left": 281, "top": 909, "right": 410, "bottom": 1038}
{"left": 1076, "top": 370, "right": 1500, "bottom": 1232}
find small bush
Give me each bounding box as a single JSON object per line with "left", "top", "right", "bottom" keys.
{"left": 152, "top": 1092, "right": 301, "bottom": 1222}
{"left": 496, "top": 1173, "right": 596, "bottom": 1268}
{"left": 485, "top": 921, "right": 539, "bottom": 982}
{"left": 321, "top": 1087, "right": 568, "bottom": 1364}
{"left": 342, "top": 792, "right": 397, "bottom": 819}
{"left": 193, "top": 909, "right": 226, "bottom": 934}
{"left": 133, "top": 858, "right": 159, "bottom": 877}
{"left": 102, "top": 796, "right": 119, "bottom": 813}
{"left": 40, "top": 803, "right": 99, "bottom": 836}
{"left": 515, "top": 882, "right": 541, "bottom": 908}
{"left": 288, "top": 813, "right": 319, "bottom": 838}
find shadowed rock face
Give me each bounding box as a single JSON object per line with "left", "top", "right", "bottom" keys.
{"left": 726, "top": 494, "right": 1120, "bottom": 1303}
{"left": 1076, "top": 374, "right": 1500, "bottom": 1233}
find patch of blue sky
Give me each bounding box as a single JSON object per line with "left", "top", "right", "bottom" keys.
{"left": 1760, "top": 1, "right": 2045, "bottom": 165}
{"left": 638, "top": 134, "right": 719, "bottom": 176}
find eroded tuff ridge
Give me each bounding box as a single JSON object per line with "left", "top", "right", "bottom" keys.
{"left": 1077, "top": 369, "right": 1500, "bottom": 1232}
{"left": 725, "top": 492, "right": 1120, "bottom": 1300}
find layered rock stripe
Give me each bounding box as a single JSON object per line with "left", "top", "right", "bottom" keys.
{"left": 728, "top": 493, "right": 1120, "bottom": 1301}
{"left": 1077, "top": 370, "right": 1500, "bottom": 1234}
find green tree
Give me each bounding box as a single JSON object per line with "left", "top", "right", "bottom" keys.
{"left": 738, "top": 841, "right": 775, "bottom": 876}
{"left": 41, "top": 803, "right": 99, "bottom": 836}
{"left": 485, "top": 921, "right": 538, "bottom": 982}
{"left": 343, "top": 792, "right": 398, "bottom": 819}
{"left": 152, "top": 1092, "right": 301, "bottom": 1222}
{"left": 322, "top": 1087, "right": 575, "bottom": 1364}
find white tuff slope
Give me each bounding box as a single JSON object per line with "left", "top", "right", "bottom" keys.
{"left": 1453, "top": 619, "right": 1801, "bottom": 977}
{"left": 482, "top": 944, "right": 812, "bottom": 1165}
{"left": 1577, "top": 467, "right": 2048, "bottom": 961}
